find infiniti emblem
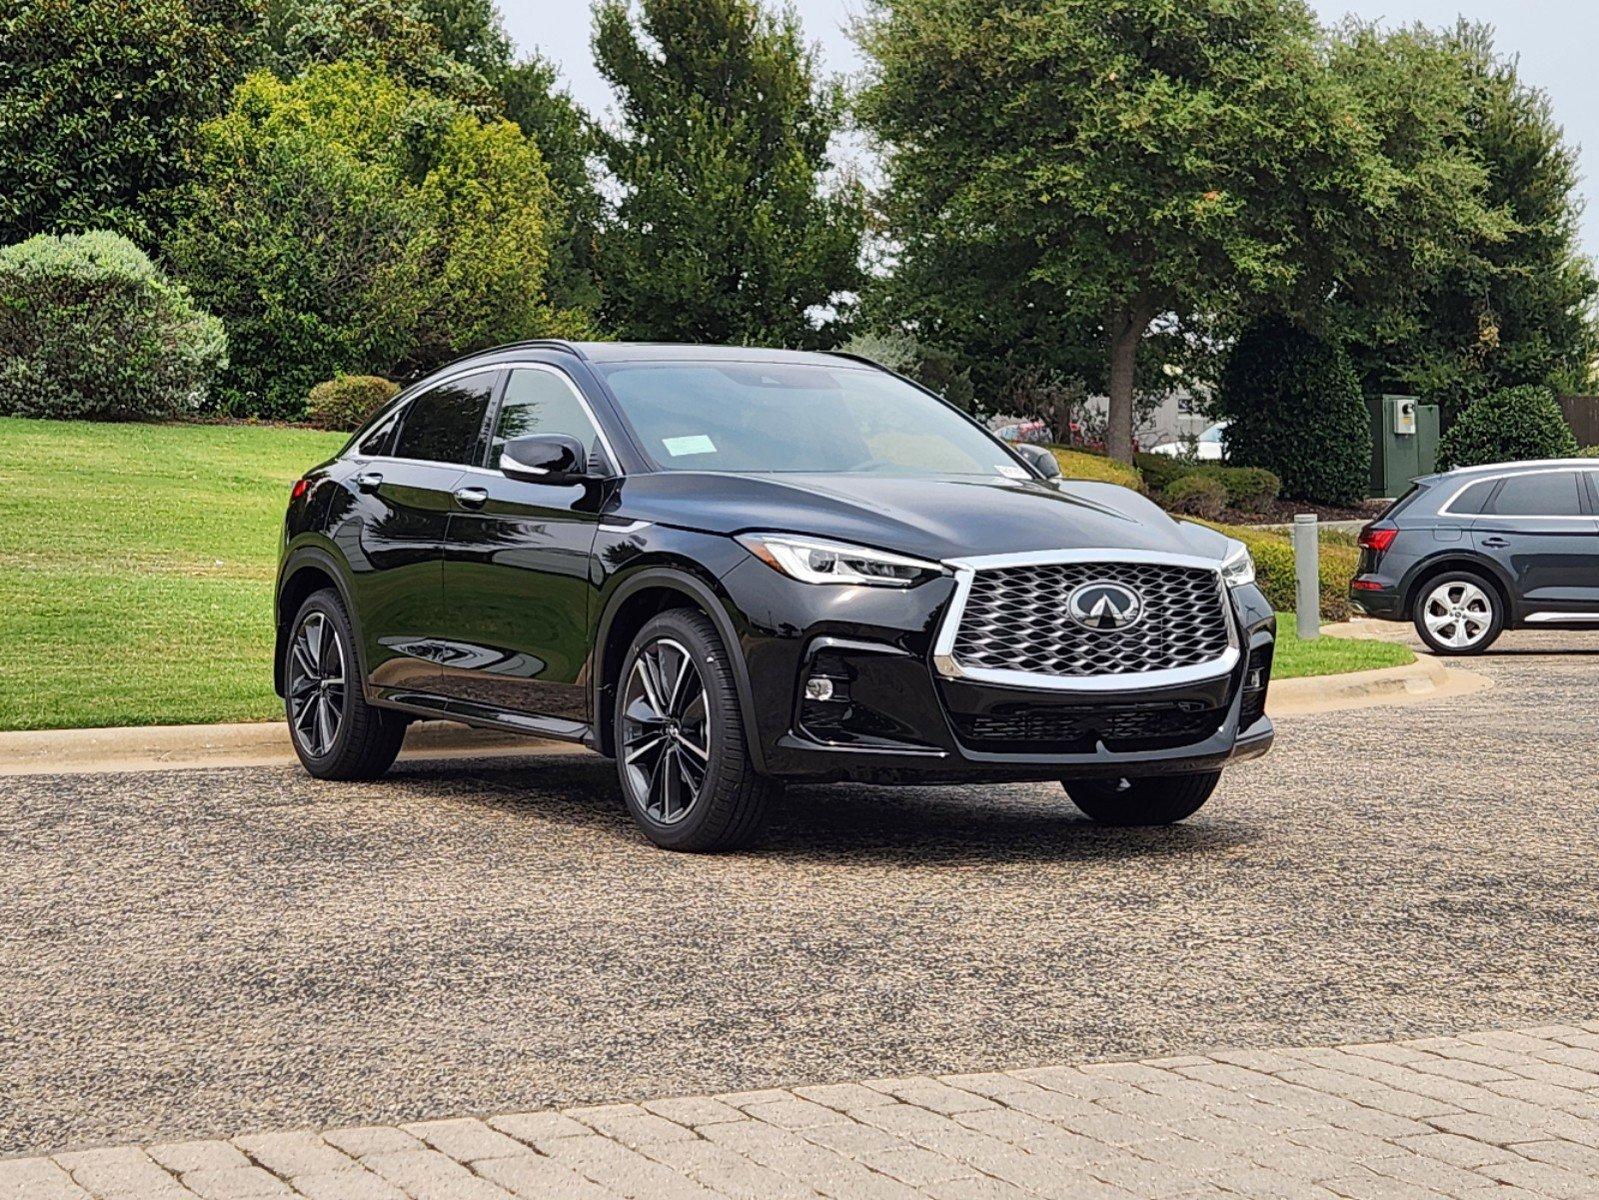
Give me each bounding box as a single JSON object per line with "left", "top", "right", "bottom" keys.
{"left": 1066, "top": 581, "right": 1144, "bottom": 631}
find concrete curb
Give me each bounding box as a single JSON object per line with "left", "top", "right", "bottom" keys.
{"left": 0, "top": 719, "right": 586, "bottom": 777}
{"left": 1267, "top": 642, "right": 1490, "bottom": 718}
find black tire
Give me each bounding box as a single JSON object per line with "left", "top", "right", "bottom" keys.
{"left": 1410, "top": 570, "right": 1504, "bottom": 656}
{"left": 1063, "top": 771, "right": 1221, "bottom": 826}
{"left": 613, "top": 608, "right": 778, "bottom": 852}
{"left": 284, "top": 588, "right": 406, "bottom": 780}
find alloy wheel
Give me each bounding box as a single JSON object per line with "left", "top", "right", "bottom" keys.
{"left": 620, "top": 637, "right": 711, "bottom": 825}
{"left": 1421, "top": 581, "right": 1493, "bottom": 649}
{"left": 288, "top": 611, "right": 347, "bottom": 757}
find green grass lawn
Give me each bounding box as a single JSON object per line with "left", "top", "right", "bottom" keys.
{"left": 0, "top": 418, "right": 1412, "bottom": 730}
{"left": 1272, "top": 614, "right": 1414, "bottom": 680}
{"left": 0, "top": 417, "right": 344, "bottom": 730}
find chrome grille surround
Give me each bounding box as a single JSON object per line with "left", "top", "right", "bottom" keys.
{"left": 932, "top": 550, "right": 1239, "bottom": 692}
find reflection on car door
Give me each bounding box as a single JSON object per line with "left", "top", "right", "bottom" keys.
{"left": 435, "top": 365, "right": 615, "bottom": 729}
{"left": 1470, "top": 469, "right": 1599, "bottom": 617}
{"left": 339, "top": 371, "right": 499, "bottom": 699}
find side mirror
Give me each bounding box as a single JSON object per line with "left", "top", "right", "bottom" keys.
{"left": 1011, "top": 442, "right": 1061, "bottom": 480}
{"left": 501, "top": 434, "right": 588, "bottom": 483}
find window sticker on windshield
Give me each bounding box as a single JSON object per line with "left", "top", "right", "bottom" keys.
{"left": 662, "top": 434, "right": 717, "bottom": 457}
{"left": 996, "top": 464, "right": 1028, "bottom": 479}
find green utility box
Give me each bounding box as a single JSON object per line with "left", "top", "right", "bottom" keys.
{"left": 1367, "top": 393, "right": 1439, "bottom": 498}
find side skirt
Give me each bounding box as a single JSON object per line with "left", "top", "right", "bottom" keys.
{"left": 374, "top": 691, "right": 597, "bottom": 749}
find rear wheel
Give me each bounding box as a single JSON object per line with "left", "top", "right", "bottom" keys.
{"left": 614, "top": 609, "right": 777, "bottom": 852}
{"left": 285, "top": 589, "right": 406, "bottom": 780}
{"left": 1063, "top": 771, "right": 1221, "bottom": 826}
{"left": 1412, "top": 571, "right": 1502, "bottom": 655}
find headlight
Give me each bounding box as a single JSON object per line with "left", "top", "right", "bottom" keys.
{"left": 736, "top": 533, "right": 944, "bottom": 587}
{"left": 1220, "top": 539, "right": 1255, "bottom": 589}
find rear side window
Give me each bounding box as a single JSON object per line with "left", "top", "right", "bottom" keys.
{"left": 1487, "top": 471, "right": 1583, "bottom": 517}
{"left": 392, "top": 374, "right": 496, "bottom": 465}
{"left": 354, "top": 405, "right": 404, "bottom": 457}
{"left": 1447, "top": 479, "right": 1496, "bottom": 515}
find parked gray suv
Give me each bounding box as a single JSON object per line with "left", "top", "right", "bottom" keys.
{"left": 1351, "top": 459, "right": 1599, "bottom": 654}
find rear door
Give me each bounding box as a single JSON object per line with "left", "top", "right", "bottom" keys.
{"left": 1470, "top": 469, "right": 1599, "bottom": 619}
{"left": 434, "top": 364, "right": 617, "bottom": 725}
{"left": 344, "top": 369, "right": 500, "bottom": 699}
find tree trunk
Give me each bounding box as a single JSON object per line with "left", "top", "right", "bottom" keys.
{"left": 1105, "top": 306, "right": 1149, "bottom": 464}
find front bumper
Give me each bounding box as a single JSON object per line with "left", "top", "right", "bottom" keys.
{"left": 720, "top": 556, "right": 1276, "bottom": 784}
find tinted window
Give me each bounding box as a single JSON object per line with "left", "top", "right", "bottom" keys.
{"left": 491, "top": 368, "right": 603, "bottom": 468}
{"left": 1488, "top": 471, "right": 1582, "bottom": 517}
{"left": 597, "top": 362, "right": 1018, "bottom": 477}
{"left": 392, "top": 375, "right": 496, "bottom": 465}
{"left": 1448, "top": 479, "right": 1496, "bottom": 515}
{"left": 355, "top": 405, "right": 404, "bottom": 457}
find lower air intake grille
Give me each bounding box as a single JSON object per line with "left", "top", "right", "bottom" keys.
{"left": 951, "top": 560, "right": 1230, "bottom": 678}
{"left": 952, "top": 703, "right": 1221, "bottom": 752}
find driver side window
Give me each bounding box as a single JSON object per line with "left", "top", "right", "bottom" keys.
{"left": 492, "top": 368, "right": 607, "bottom": 471}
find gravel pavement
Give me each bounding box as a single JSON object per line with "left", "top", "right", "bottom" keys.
{"left": 3, "top": 631, "right": 1596, "bottom": 1157}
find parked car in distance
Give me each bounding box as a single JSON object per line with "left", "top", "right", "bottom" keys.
{"left": 1150, "top": 421, "right": 1228, "bottom": 460}
{"left": 276, "top": 342, "right": 1275, "bottom": 851}
{"left": 1351, "top": 458, "right": 1599, "bottom": 655}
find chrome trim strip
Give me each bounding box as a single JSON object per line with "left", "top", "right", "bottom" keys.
{"left": 1525, "top": 611, "right": 1599, "bottom": 623}
{"left": 931, "top": 548, "right": 1240, "bottom": 692}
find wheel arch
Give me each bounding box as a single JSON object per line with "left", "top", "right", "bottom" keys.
{"left": 275, "top": 547, "right": 366, "bottom": 698}
{"left": 1400, "top": 553, "right": 1514, "bottom": 623}
{"left": 592, "top": 567, "right": 768, "bottom": 773}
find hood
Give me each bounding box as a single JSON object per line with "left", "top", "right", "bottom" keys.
{"left": 613, "top": 471, "right": 1226, "bottom": 563}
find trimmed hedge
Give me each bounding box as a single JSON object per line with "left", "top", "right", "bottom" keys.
{"left": 1217, "top": 317, "right": 1370, "bottom": 506}
{"left": 1165, "top": 473, "right": 1226, "bottom": 518}
{"left": 0, "top": 231, "right": 227, "bottom": 420}
{"left": 1435, "top": 385, "right": 1578, "bottom": 470}
{"left": 1132, "top": 453, "right": 1281, "bottom": 512}
{"left": 1218, "top": 523, "right": 1358, "bottom": 622}
{"left": 307, "top": 375, "right": 399, "bottom": 431}
{"left": 1048, "top": 445, "right": 1142, "bottom": 490}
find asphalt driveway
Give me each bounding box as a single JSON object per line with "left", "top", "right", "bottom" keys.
{"left": 2, "top": 632, "right": 1596, "bottom": 1156}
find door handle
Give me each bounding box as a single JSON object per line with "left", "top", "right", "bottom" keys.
{"left": 356, "top": 471, "right": 383, "bottom": 493}
{"left": 1481, "top": 536, "right": 1510, "bottom": 548}
{"left": 454, "top": 486, "right": 489, "bottom": 510}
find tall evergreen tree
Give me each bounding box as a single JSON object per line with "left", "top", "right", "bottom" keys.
{"left": 592, "top": 0, "right": 864, "bottom": 346}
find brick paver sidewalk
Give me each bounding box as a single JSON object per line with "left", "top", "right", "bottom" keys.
{"left": 8, "top": 1022, "right": 1599, "bottom": 1200}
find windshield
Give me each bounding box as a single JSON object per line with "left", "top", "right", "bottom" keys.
{"left": 596, "top": 361, "right": 1024, "bottom": 478}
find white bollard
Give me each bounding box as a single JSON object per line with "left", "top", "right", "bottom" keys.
{"left": 1293, "top": 513, "right": 1320, "bottom": 641}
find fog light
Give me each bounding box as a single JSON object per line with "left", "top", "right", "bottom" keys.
{"left": 804, "top": 676, "right": 835, "bottom": 702}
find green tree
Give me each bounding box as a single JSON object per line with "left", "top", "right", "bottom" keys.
{"left": 498, "top": 54, "right": 603, "bottom": 315}
{"left": 0, "top": 0, "right": 257, "bottom": 247}
{"left": 592, "top": 0, "right": 864, "bottom": 346}
{"left": 1329, "top": 22, "right": 1599, "bottom": 408}
{"left": 171, "top": 62, "right": 579, "bottom": 417}
{"left": 1217, "top": 317, "right": 1371, "bottom": 506}
{"left": 855, "top": 0, "right": 1494, "bottom": 462}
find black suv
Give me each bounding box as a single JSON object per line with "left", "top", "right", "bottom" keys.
{"left": 276, "top": 342, "right": 1275, "bottom": 850}
{"left": 1352, "top": 459, "right": 1599, "bottom": 654}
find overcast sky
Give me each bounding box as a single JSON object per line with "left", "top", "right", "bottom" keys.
{"left": 500, "top": 0, "right": 1599, "bottom": 260}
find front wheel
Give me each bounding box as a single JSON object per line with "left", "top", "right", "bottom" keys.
{"left": 1063, "top": 771, "right": 1221, "bottom": 826}
{"left": 1412, "top": 572, "right": 1503, "bottom": 655}
{"left": 614, "top": 609, "right": 778, "bottom": 852}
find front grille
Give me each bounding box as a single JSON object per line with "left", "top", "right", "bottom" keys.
{"left": 952, "top": 702, "right": 1221, "bottom": 752}
{"left": 950, "top": 560, "right": 1231, "bottom": 679}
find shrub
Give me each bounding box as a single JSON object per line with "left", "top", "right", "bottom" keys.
{"left": 1194, "top": 465, "right": 1281, "bottom": 511}
{"left": 0, "top": 0, "right": 251, "bottom": 247}
{"left": 306, "top": 375, "right": 399, "bottom": 431}
{"left": 1164, "top": 474, "right": 1227, "bottom": 519}
{"left": 1133, "top": 451, "right": 1189, "bottom": 495}
{"left": 0, "top": 231, "right": 226, "bottom": 420}
{"left": 1048, "top": 446, "right": 1142, "bottom": 490}
{"left": 171, "top": 63, "right": 581, "bottom": 419}
{"left": 1218, "top": 317, "right": 1371, "bottom": 506}
{"left": 1581, "top": 445, "right": 1599, "bottom": 458}
{"left": 1435, "top": 385, "right": 1578, "bottom": 470}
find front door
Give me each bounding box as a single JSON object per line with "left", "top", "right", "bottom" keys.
{"left": 1471, "top": 468, "right": 1599, "bottom": 617}
{"left": 436, "top": 365, "right": 616, "bottom": 726}
{"left": 344, "top": 370, "right": 500, "bottom": 699}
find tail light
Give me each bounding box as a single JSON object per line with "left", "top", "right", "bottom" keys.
{"left": 1358, "top": 525, "right": 1397, "bottom": 553}
{"left": 290, "top": 477, "right": 310, "bottom": 502}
